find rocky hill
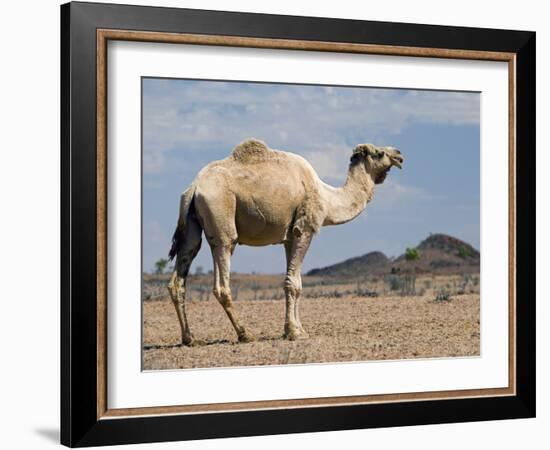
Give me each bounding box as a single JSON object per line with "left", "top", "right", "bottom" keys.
{"left": 307, "top": 251, "right": 389, "bottom": 278}
{"left": 305, "top": 233, "right": 479, "bottom": 278}
{"left": 404, "top": 233, "right": 480, "bottom": 273}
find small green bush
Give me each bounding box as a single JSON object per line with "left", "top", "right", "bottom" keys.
{"left": 405, "top": 247, "right": 421, "bottom": 261}
{"left": 458, "top": 245, "right": 474, "bottom": 259}
{"left": 154, "top": 258, "right": 169, "bottom": 275}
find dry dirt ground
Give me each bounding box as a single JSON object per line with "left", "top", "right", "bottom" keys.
{"left": 143, "top": 293, "right": 479, "bottom": 370}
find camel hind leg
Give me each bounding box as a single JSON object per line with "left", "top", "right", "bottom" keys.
{"left": 194, "top": 186, "right": 254, "bottom": 343}
{"left": 167, "top": 217, "right": 202, "bottom": 346}
{"left": 211, "top": 244, "right": 256, "bottom": 343}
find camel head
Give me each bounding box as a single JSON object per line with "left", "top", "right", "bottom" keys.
{"left": 351, "top": 143, "right": 404, "bottom": 184}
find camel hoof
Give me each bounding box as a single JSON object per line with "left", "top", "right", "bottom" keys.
{"left": 284, "top": 330, "right": 309, "bottom": 341}
{"left": 238, "top": 331, "right": 256, "bottom": 343}
{"left": 182, "top": 335, "right": 204, "bottom": 347}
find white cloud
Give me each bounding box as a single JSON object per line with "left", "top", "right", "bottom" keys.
{"left": 391, "top": 91, "right": 479, "bottom": 126}
{"left": 142, "top": 80, "right": 479, "bottom": 175}
{"left": 368, "top": 179, "right": 444, "bottom": 212}
{"left": 304, "top": 144, "right": 350, "bottom": 181}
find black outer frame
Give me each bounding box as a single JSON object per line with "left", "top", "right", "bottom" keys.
{"left": 60, "top": 1, "right": 535, "bottom": 447}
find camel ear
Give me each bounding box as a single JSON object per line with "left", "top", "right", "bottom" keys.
{"left": 350, "top": 152, "right": 362, "bottom": 165}
{"left": 353, "top": 143, "right": 380, "bottom": 160}
{"left": 351, "top": 144, "right": 368, "bottom": 163}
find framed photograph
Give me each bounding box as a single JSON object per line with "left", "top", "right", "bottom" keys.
{"left": 61, "top": 1, "right": 535, "bottom": 447}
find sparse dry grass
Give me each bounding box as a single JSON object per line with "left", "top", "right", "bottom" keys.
{"left": 143, "top": 286, "right": 480, "bottom": 370}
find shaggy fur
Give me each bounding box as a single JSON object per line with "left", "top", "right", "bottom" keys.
{"left": 230, "top": 138, "right": 271, "bottom": 162}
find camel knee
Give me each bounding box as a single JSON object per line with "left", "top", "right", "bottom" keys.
{"left": 168, "top": 273, "right": 185, "bottom": 302}
{"left": 284, "top": 275, "right": 302, "bottom": 297}
{"left": 213, "top": 286, "right": 232, "bottom": 307}
{"left": 212, "top": 286, "right": 221, "bottom": 300}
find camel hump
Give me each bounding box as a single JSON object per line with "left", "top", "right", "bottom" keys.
{"left": 231, "top": 138, "right": 271, "bottom": 163}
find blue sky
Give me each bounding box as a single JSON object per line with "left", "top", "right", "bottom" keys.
{"left": 142, "top": 78, "right": 480, "bottom": 274}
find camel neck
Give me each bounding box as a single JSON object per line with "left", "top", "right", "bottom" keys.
{"left": 322, "top": 163, "right": 375, "bottom": 226}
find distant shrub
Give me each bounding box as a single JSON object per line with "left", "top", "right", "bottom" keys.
{"left": 462, "top": 273, "right": 472, "bottom": 283}
{"left": 456, "top": 273, "right": 474, "bottom": 295}
{"left": 232, "top": 281, "right": 241, "bottom": 301}
{"left": 401, "top": 273, "right": 418, "bottom": 296}
{"left": 435, "top": 289, "right": 452, "bottom": 302}
{"left": 154, "top": 258, "right": 169, "bottom": 275}
{"left": 387, "top": 274, "right": 403, "bottom": 291}
{"left": 458, "top": 245, "right": 474, "bottom": 259}
{"left": 193, "top": 284, "right": 210, "bottom": 301}
{"left": 249, "top": 281, "right": 261, "bottom": 300}
{"left": 401, "top": 247, "right": 421, "bottom": 295}
{"left": 356, "top": 288, "right": 379, "bottom": 298}
{"left": 385, "top": 273, "right": 420, "bottom": 296}
{"left": 354, "top": 277, "right": 379, "bottom": 298}
{"left": 405, "top": 247, "right": 421, "bottom": 261}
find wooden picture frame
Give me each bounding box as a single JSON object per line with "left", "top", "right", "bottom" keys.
{"left": 61, "top": 1, "right": 535, "bottom": 447}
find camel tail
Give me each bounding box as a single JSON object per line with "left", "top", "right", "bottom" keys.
{"left": 168, "top": 184, "right": 197, "bottom": 261}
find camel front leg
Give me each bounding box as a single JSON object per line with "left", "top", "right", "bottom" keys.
{"left": 284, "top": 241, "right": 306, "bottom": 336}
{"left": 211, "top": 245, "right": 255, "bottom": 343}
{"left": 283, "top": 233, "right": 312, "bottom": 340}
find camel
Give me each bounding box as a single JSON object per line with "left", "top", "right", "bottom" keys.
{"left": 167, "top": 139, "right": 404, "bottom": 345}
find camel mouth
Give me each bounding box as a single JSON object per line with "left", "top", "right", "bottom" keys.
{"left": 390, "top": 155, "right": 404, "bottom": 169}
